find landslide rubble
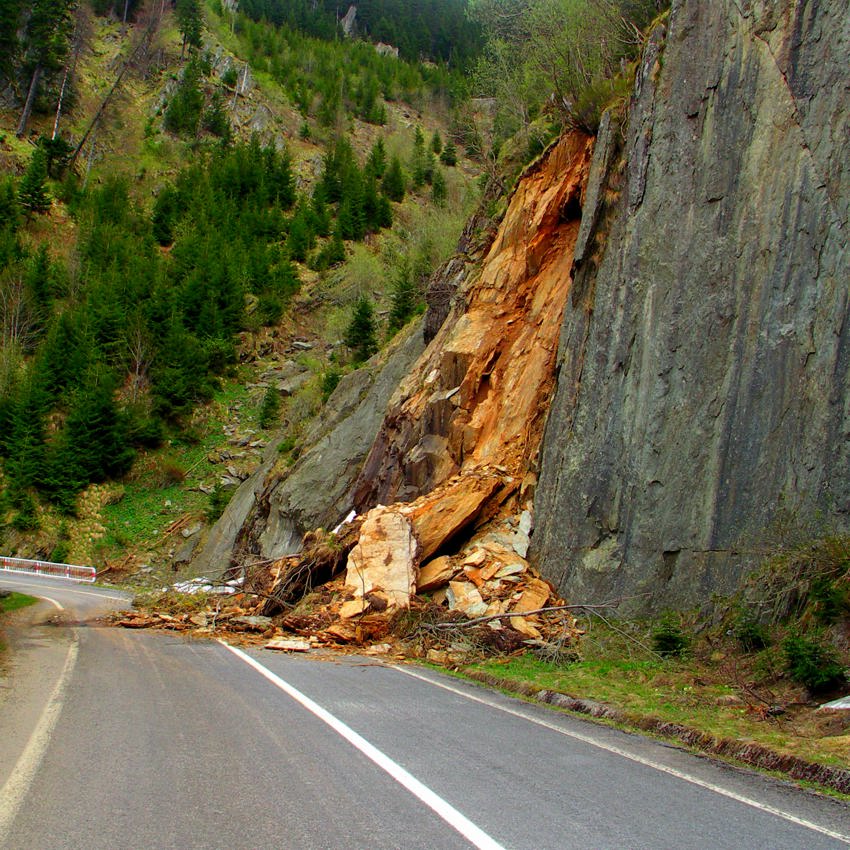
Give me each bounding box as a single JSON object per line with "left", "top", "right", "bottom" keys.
{"left": 121, "top": 132, "right": 594, "bottom": 654}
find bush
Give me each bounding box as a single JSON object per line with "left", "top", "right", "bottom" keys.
{"left": 158, "top": 458, "right": 187, "bottom": 488}
{"left": 651, "top": 612, "right": 689, "bottom": 658}
{"left": 782, "top": 632, "right": 846, "bottom": 693}
{"left": 320, "top": 368, "right": 341, "bottom": 403}
{"left": 259, "top": 387, "right": 281, "bottom": 429}
{"left": 733, "top": 609, "right": 770, "bottom": 652}
{"left": 206, "top": 483, "right": 229, "bottom": 523}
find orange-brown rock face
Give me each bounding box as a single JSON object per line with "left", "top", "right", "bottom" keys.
{"left": 353, "top": 132, "right": 592, "bottom": 510}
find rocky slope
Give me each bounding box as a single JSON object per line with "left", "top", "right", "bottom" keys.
{"left": 532, "top": 0, "right": 850, "bottom": 611}
{"left": 201, "top": 0, "right": 848, "bottom": 618}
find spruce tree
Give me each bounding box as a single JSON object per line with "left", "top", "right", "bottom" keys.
{"left": 18, "top": 147, "right": 51, "bottom": 215}
{"left": 259, "top": 386, "right": 280, "bottom": 429}
{"left": 430, "top": 130, "right": 443, "bottom": 155}
{"left": 0, "top": 0, "right": 23, "bottom": 83}
{"left": 345, "top": 296, "right": 377, "bottom": 363}
{"left": 388, "top": 262, "right": 419, "bottom": 333}
{"left": 381, "top": 156, "right": 405, "bottom": 202}
{"left": 15, "top": 0, "right": 75, "bottom": 137}
{"left": 366, "top": 137, "right": 387, "bottom": 179}
{"left": 440, "top": 138, "right": 458, "bottom": 166}
{"left": 176, "top": 0, "right": 203, "bottom": 57}
{"left": 431, "top": 168, "right": 447, "bottom": 206}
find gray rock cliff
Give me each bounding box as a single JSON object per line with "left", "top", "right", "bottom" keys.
{"left": 532, "top": 0, "right": 850, "bottom": 610}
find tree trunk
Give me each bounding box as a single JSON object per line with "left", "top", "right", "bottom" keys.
{"left": 16, "top": 63, "right": 43, "bottom": 138}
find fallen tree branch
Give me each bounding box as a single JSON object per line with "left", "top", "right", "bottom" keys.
{"left": 432, "top": 601, "right": 619, "bottom": 629}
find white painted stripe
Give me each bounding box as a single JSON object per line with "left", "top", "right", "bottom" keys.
{"left": 218, "top": 641, "right": 506, "bottom": 850}
{"left": 0, "top": 598, "right": 78, "bottom": 840}
{"left": 0, "top": 578, "right": 127, "bottom": 602}
{"left": 394, "top": 666, "right": 850, "bottom": 846}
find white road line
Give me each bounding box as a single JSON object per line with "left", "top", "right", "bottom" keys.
{"left": 0, "top": 597, "right": 78, "bottom": 842}
{"left": 0, "top": 578, "right": 127, "bottom": 602}
{"left": 393, "top": 665, "right": 850, "bottom": 845}
{"left": 218, "top": 641, "right": 506, "bottom": 850}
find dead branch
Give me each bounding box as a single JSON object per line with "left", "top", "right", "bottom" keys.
{"left": 432, "top": 601, "right": 620, "bottom": 629}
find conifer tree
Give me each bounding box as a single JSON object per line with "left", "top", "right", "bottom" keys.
{"left": 431, "top": 168, "right": 447, "bottom": 206}
{"left": 18, "top": 147, "right": 51, "bottom": 215}
{"left": 176, "top": 0, "right": 203, "bottom": 58}
{"left": 258, "top": 386, "right": 280, "bottom": 429}
{"left": 381, "top": 156, "right": 405, "bottom": 202}
{"left": 0, "top": 177, "right": 20, "bottom": 233}
{"left": 345, "top": 296, "right": 377, "bottom": 363}
{"left": 440, "top": 138, "right": 458, "bottom": 166}
{"left": 15, "top": 0, "right": 76, "bottom": 137}
{"left": 388, "top": 262, "right": 419, "bottom": 334}
{"left": 0, "top": 0, "right": 23, "bottom": 83}
{"left": 366, "top": 137, "right": 387, "bottom": 179}
{"left": 430, "top": 130, "right": 443, "bottom": 155}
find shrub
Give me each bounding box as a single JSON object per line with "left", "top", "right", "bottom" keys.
{"left": 344, "top": 296, "right": 378, "bottom": 363}
{"left": 733, "top": 609, "right": 770, "bottom": 652}
{"left": 206, "top": 484, "right": 229, "bottom": 523}
{"left": 651, "top": 612, "right": 689, "bottom": 658}
{"left": 320, "top": 368, "right": 341, "bottom": 403}
{"left": 782, "top": 632, "right": 846, "bottom": 693}
{"left": 259, "top": 387, "right": 281, "bottom": 429}
{"left": 158, "top": 458, "right": 187, "bottom": 488}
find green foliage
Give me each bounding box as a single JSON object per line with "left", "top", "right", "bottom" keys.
{"left": 205, "top": 483, "right": 229, "bottom": 522}
{"left": 236, "top": 0, "right": 482, "bottom": 68}
{"left": 202, "top": 90, "right": 231, "bottom": 140}
{"left": 164, "top": 60, "right": 205, "bottom": 136}
{"left": 345, "top": 296, "right": 377, "bottom": 363}
{"left": 320, "top": 368, "right": 341, "bottom": 403}
{"left": 431, "top": 168, "right": 447, "bottom": 206}
{"left": 381, "top": 156, "right": 406, "bottom": 202}
{"left": 651, "top": 612, "right": 689, "bottom": 658}
{"left": 387, "top": 260, "right": 420, "bottom": 334}
{"left": 782, "top": 632, "right": 846, "bottom": 693}
{"left": 18, "top": 148, "right": 51, "bottom": 215}
{"left": 439, "top": 138, "right": 457, "bottom": 166}
{"left": 259, "top": 386, "right": 281, "bottom": 429}
{"left": 176, "top": 0, "right": 204, "bottom": 55}
{"left": 472, "top": 0, "right": 660, "bottom": 135}
{"left": 733, "top": 609, "right": 770, "bottom": 653}
{"left": 221, "top": 66, "right": 238, "bottom": 88}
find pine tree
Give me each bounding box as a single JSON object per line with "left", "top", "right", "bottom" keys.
{"left": 0, "top": 176, "right": 20, "bottom": 233}
{"left": 430, "top": 130, "right": 443, "bottom": 155}
{"left": 258, "top": 386, "right": 280, "bottom": 429}
{"left": 381, "top": 156, "right": 405, "bottom": 202}
{"left": 366, "top": 137, "right": 387, "bottom": 179}
{"left": 18, "top": 147, "right": 51, "bottom": 215}
{"left": 431, "top": 168, "right": 447, "bottom": 206}
{"left": 0, "top": 0, "right": 23, "bottom": 83}
{"left": 440, "top": 138, "right": 458, "bottom": 166}
{"left": 176, "top": 0, "right": 203, "bottom": 57}
{"left": 345, "top": 296, "right": 377, "bottom": 363}
{"left": 202, "top": 91, "right": 231, "bottom": 140}
{"left": 388, "top": 262, "right": 419, "bottom": 334}
{"left": 15, "top": 0, "right": 76, "bottom": 137}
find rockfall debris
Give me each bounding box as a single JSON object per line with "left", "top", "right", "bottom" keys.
{"left": 116, "top": 492, "right": 583, "bottom": 662}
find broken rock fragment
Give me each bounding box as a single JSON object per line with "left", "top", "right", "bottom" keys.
{"left": 417, "top": 556, "right": 456, "bottom": 592}
{"left": 343, "top": 506, "right": 418, "bottom": 613}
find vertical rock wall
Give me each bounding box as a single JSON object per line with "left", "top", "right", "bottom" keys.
{"left": 533, "top": 0, "right": 850, "bottom": 610}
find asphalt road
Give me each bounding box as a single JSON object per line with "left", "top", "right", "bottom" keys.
{"left": 1, "top": 574, "right": 848, "bottom": 849}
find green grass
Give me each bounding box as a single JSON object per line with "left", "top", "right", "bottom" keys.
{"left": 463, "top": 620, "right": 850, "bottom": 770}
{"left": 0, "top": 592, "right": 38, "bottom": 614}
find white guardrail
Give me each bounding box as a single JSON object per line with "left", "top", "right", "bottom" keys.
{"left": 0, "top": 556, "right": 97, "bottom": 583}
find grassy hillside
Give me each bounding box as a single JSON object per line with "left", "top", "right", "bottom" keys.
{"left": 0, "top": 1, "right": 481, "bottom": 581}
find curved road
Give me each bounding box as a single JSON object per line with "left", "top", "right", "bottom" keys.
{"left": 0, "top": 574, "right": 848, "bottom": 849}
